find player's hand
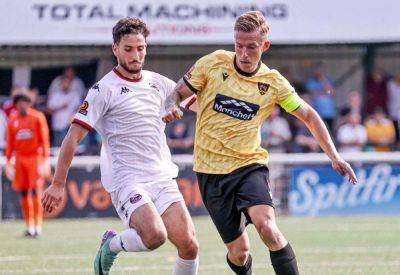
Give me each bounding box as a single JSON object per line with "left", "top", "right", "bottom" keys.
{"left": 5, "top": 161, "right": 14, "bottom": 181}
{"left": 331, "top": 157, "right": 358, "bottom": 184}
{"left": 41, "top": 183, "right": 64, "bottom": 213}
{"left": 162, "top": 107, "right": 183, "bottom": 123}
{"left": 39, "top": 158, "right": 52, "bottom": 180}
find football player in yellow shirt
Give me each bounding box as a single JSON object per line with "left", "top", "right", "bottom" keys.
{"left": 164, "top": 11, "right": 358, "bottom": 275}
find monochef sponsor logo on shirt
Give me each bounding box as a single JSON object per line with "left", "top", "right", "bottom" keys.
{"left": 213, "top": 93, "right": 259, "bottom": 120}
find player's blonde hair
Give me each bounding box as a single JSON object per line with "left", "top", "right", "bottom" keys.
{"left": 234, "top": 11, "right": 269, "bottom": 39}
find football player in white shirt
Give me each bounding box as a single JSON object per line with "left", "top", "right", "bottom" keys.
{"left": 41, "top": 17, "right": 199, "bottom": 275}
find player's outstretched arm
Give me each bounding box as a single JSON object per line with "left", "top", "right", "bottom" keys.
{"left": 290, "top": 102, "right": 358, "bottom": 184}
{"left": 41, "top": 123, "right": 89, "bottom": 213}
{"left": 162, "top": 77, "right": 195, "bottom": 123}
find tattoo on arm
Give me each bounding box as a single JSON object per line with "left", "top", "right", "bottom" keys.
{"left": 165, "top": 78, "right": 190, "bottom": 111}
{"left": 174, "top": 78, "right": 187, "bottom": 102}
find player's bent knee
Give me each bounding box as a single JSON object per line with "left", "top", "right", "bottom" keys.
{"left": 180, "top": 237, "right": 199, "bottom": 259}
{"left": 257, "top": 221, "right": 282, "bottom": 246}
{"left": 142, "top": 229, "right": 167, "bottom": 250}
{"left": 228, "top": 244, "right": 249, "bottom": 265}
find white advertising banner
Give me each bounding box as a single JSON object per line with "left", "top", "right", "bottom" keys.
{"left": 0, "top": 0, "right": 399, "bottom": 45}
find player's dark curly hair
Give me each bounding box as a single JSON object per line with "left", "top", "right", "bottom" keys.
{"left": 112, "top": 17, "right": 150, "bottom": 44}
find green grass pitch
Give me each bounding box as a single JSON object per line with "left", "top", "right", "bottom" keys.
{"left": 1, "top": 216, "right": 399, "bottom": 274}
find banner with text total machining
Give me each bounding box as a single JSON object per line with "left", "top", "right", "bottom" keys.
{"left": 0, "top": 0, "right": 400, "bottom": 45}
{"left": 289, "top": 163, "right": 400, "bottom": 216}
{"left": 1, "top": 165, "right": 207, "bottom": 220}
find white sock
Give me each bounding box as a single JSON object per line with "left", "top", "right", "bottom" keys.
{"left": 173, "top": 255, "right": 199, "bottom": 275}
{"left": 109, "top": 228, "right": 149, "bottom": 253}
{"left": 27, "top": 226, "right": 35, "bottom": 235}
{"left": 35, "top": 225, "right": 42, "bottom": 235}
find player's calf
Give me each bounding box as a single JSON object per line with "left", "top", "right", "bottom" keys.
{"left": 270, "top": 243, "right": 299, "bottom": 275}
{"left": 254, "top": 222, "right": 299, "bottom": 274}
{"left": 225, "top": 233, "right": 252, "bottom": 274}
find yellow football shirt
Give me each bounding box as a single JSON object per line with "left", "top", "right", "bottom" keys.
{"left": 184, "top": 50, "right": 303, "bottom": 174}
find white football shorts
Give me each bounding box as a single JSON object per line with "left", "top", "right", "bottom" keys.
{"left": 110, "top": 179, "right": 184, "bottom": 228}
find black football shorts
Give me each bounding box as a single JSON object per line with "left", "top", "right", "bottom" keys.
{"left": 196, "top": 163, "right": 273, "bottom": 244}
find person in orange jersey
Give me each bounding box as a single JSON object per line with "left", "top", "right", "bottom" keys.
{"left": 5, "top": 93, "right": 51, "bottom": 237}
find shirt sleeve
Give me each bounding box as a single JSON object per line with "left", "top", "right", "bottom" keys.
{"left": 183, "top": 53, "right": 214, "bottom": 94}
{"left": 72, "top": 83, "right": 110, "bottom": 130}
{"left": 163, "top": 77, "right": 178, "bottom": 113}
{"left": 275, "top": 74, "right": 304, "bottom": 113}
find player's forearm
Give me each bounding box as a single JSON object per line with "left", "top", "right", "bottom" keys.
{"left": 304, "top": 110, "right": 340, "bottom": 161}
{"left": 52, "top": 134, "right": 80, "bottom": 187}
{"left": 174, "top": 78, "right": 194, "bottom": 102}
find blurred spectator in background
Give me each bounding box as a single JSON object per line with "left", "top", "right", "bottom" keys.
{"left": 293, "top": 94, "right": 320, "bottom": 153}
{"left": 167, "top": 120, "right": 194, "bottom": 154}
{"left": 365, "top": 108, "right": 395, "bottom": 152}
{"left": 5, "top": 94, "right": 50, "bottom": 237}
{"left": 337, "top": 112, "right": 367, "bottom": 153}
{"left": 281, "top": 66, "right": 306, "bottom": 94}
{"left": 306, "top": 63, "right": 336, "bottom": 133}
{"left": 387, "top": 71, "right": 400, "bottom": 144}
{"left": 47, "top": 74, "right": 83, "bottom": 146}
{"left": 261, "top": 107, "right": 291, "bottom": 153}
{"left": 47, "top": 66, "right": 85, "bottom": 97}
{"left": 0, "top": 108, "right": 6, "bottom": 153}
{"left": 365, "top": 67, "right": 388, "bottom": 116}
{"left": 338, "top": 91, "right": 362, "bottom": 126}
{"left": 293, "top": 121, "right": 320, "bottom": 153}
{"left": 3, "top": 87, "right": 30, "bottom": 117}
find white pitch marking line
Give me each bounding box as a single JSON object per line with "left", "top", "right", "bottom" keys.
{"left": 3, "top": 262, "right": 400, "bottom": 273}
{"left": 2, "top": 246, "right": 400, "bottom": 262}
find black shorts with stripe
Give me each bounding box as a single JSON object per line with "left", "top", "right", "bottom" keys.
{"left": 196, "top": 163, "right": 273, "bottom": 244}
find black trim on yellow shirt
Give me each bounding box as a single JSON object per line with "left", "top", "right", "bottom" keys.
{"left": 183, "top": 77, "right": 198, "bottom": 94}
{"left": 234, "top": 56, "right": 261, "bottom": 77}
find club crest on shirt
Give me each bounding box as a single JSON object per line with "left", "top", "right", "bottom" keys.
{"left": 120, "top": 86, "right": 133, "bottom": 95}
{"left": 16, "top": 129, "right": 33, "bottom": 140}
{"left": 129, "top": 194, "right": 142, "bottom": 204}
{"left": 78, "top": 100, "right": 89, "bottom": 115}
{"left": 258, "top": 82, "right": 270, "bottom": 95}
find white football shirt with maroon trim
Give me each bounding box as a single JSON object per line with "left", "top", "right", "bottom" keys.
{"left": 73, "top": 69, "right": 179, "bottom": 192}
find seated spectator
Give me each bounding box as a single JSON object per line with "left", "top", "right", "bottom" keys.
{"left": 387, "top": 72, "right": 400, "bottom": 144}
{"left": 261, "top": 107, "right": 291, "bottom": 153}
{"left": 338, "top": 90, "right": 362, "bottom": 126}
{"left": 293, "top": 120, "right": 320, "bottom": 153}
{"left": 306, "top": 63, "right": 336, "bottom": 133}
{"left": 365, "top": 108, "right": 396, "bottom": 152}
{"left": 47, "top": 76, "right": 82, "bottom": 146}
{"left": 292, "top": 93, "right": 320, "bottom": 153}
{"left": 167, "top": 120, "right": 194, "bottom": 154}
{"left": 337, "top": 113, "right": 367, "bottom": 153}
